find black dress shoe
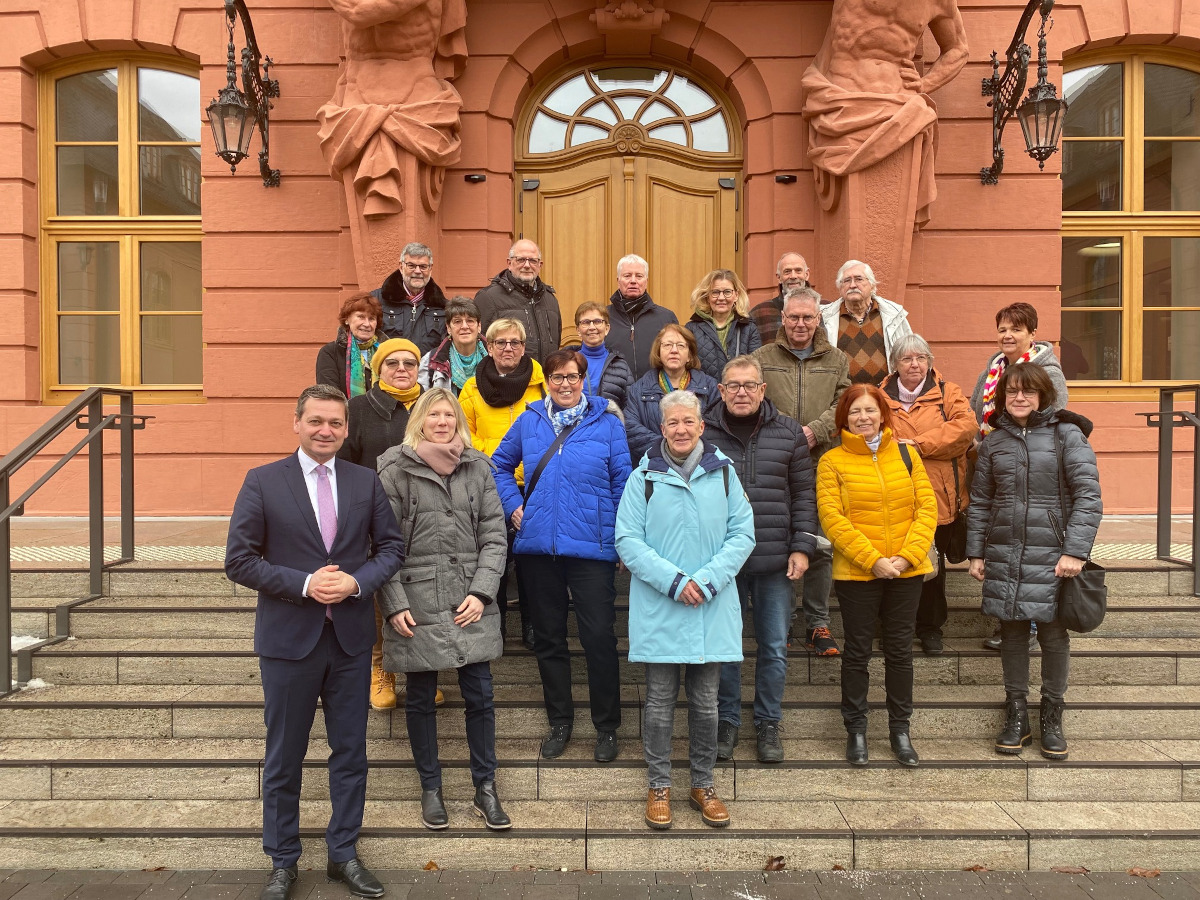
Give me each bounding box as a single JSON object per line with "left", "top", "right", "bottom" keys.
{"left": 890, "top": 732, "right": 920, "bottom": 767}
{"left": 918, "top": 631, "right": 944, "bottom": 656}
{"left": 473, "top": 779, "right": 512, "bottom": 830}
{"left": 594, "top": 730, "right": 618, "bottom": 762}
{"left": 541, "top": 724, "right": 572, "bottom": 758}
{"left": 522, "top": 622, "right": 535, "bottom": 650}
{"left": 846, "top": 732, "right": 868, "bottom": 766}
{"left": 327, "top": 858, "right": 384, "bottom": 898}
{"left": 260, "top": 866, "right": 296, "bottom": 900}
{"left": 421, "top": 787, "right": 448, "bottom": 830}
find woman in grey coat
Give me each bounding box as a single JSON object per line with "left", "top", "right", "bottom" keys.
{"left": 377, "top": 388, "right": 511, "bottom": 832}
{"left": 966, "top": 363, "right": 1102, "bottom": 762}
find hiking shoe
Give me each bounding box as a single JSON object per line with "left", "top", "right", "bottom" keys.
{"left": 756, "top": 722, "right": 783, "bottom": 763}
{"left": 716, "top": 721, "right": 739, "bottom": 760}
{"left": 807, "top": 626, "right": 840, "bottom": 656}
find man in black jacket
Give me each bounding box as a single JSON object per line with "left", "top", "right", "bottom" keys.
{"left": 474, "top": 239, "right": 562, "bottom": 364}
{"left": 371, "top": 241, "right": 448, "bottom": 356}
{"left": 749, "top": 252, "right": 811, "bottom": 346}
{"left": 703, "top": 355, "right": 818, "bottom": 764}
{"left": 604, "top": 254, "right": 678, "bottom": 380}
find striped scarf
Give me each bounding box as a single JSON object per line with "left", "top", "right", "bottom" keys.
{"left": 979, "top": 343, "right": 1048, "bottom": 437}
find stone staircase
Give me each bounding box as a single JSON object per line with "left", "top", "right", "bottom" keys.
{"left": 4, "top": 562, "right": 1200, "bottom": 871}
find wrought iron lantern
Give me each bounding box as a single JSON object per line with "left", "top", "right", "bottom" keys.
{"left": 205, "top": 0, "right": 281, "bottom": 186}
{"left": 981, "top": 0, "right": 1068, "bottom": 184}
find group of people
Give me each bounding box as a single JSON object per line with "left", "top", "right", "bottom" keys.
{"left": 225, "top": 243, "right": 1103, "bottom": 899}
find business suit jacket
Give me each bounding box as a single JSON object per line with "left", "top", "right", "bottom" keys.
{"left": 225, "top": 452, "right": 405, "bottom": 660}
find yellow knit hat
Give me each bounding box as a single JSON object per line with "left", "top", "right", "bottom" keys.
{"left": 371, "top": 338, "right": 421, "bottom": 378}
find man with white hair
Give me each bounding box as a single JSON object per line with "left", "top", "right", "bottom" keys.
{"left": 750, "top": 252, "right": 812, "bottom": 346}
{"left": 473, "top": 239, "right": 562, "bottom": 365}
{"left": 605, "top": 254, "right": 678, "bottom": 380}
{"left": 820, "top": 259, "right": 912, "bottom": 386}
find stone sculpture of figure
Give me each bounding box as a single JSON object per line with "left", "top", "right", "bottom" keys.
{"left": 801, "top": 0, "right": 968, "bottom": 227}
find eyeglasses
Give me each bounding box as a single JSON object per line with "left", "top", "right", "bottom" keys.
{"left": 722, "top": 381, "right": 762, "bottom": 394}
{"left": 509, "top": 256, "right": 542, "bottom": 266}
{"left": 382, "top": 358, "right": 418, "bottom": 371}
{"left": 402, "top": 261, "right": 431, "bottom": 273}
{"left": 577, "top": 318, "right": 607, "bottom": 327}
{"left": 1004, "top": 387, "right": 1039, "bottom": 397}
{"left": 490, "top": 339, "right": 525, "bottom": 349}
{"left": 659, "top": 342, "right": 688, "bottom": 351}
{"left": 783, "top": 314, "right": 818, "bottom": 325}
{"left": 709, "top": 289, "right": 736, "bottom": 299}
{"left": 898, "top": 355, "right": 929, "bottom": 366}
{"left": 548, "top": 373, "right": 582, "bottom": 385}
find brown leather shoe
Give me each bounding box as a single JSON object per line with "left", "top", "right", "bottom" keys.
{"left": 644, "top": 787, "right": 672, "bottom": 830}
{"left": 689, "top": 786, "right": 730, "bottom": 828}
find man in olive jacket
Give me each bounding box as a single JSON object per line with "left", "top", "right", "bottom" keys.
{"left": 752, "top": 287, "right": 850, "bottom": 657}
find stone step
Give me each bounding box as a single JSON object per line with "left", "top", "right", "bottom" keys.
{"left": 0, "top": 737, "right": 1195, "bottom": 804}
{"left": 5, "top": 683, "right": 1200, "bottom": 741}
{"left": 0, "top": 797, "right": 1199, "bottom": 871}
{"left": 25, "top": 636, "right": 1200, "bottom": 687}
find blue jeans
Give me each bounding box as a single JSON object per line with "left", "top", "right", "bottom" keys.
{"left": 717, "top": 571, "right": 793, "bottom": 727}
{"left": 643, "top": 662, "right": 720, "bottom": 789}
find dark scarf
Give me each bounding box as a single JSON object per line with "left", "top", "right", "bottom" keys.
{"left": 475, "top": 355, "right": 535, "bottom": 408}
{"left": 613, "top": 291, "right": 650, "bottom": 319}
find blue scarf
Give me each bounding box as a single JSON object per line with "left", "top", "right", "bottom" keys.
{"left": 449, "top": 340, "right": 486, "bottom": 390}
{"left": 579, "top": 342, "right": 608, "bottom": 396}
{"left": 545, "top": 394, "right": 588, "bottom": 435}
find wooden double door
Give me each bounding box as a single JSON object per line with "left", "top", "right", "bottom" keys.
{"left": 517, "top": 155, "right": 740, "bottom": 343}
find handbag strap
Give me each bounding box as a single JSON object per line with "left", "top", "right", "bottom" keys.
{"left": 1051, "top": 422, "right": 1073, "bottom": 552}
{"left": 935, "top": 378, "right": 963, "bottom": 512}
{"left": 522, "top": 420, "right": 580, "bottom": 502}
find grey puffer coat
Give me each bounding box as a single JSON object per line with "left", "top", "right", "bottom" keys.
{"left": 376, "top": 444, "right": 507, "bottom": 674}
{"left": 966, "top": 408, "right": 1102, "bottom": 623}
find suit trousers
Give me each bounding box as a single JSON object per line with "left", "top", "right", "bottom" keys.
{"left": 405, "top": 661, "right": 498, "bottom": 789}
{"left": 260, "top": 619, "right": 370, "bottom": 868}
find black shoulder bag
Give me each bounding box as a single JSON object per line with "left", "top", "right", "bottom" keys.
{"left": 522, "top": 421, "right": 580, "bottom": 503}
{"left": 1053, "top": 424, "right": 1107, "bottom": 632}
{"left": 936, "top": 379, "right": 970, "bottom": 563}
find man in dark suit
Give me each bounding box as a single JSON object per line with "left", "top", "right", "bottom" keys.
{"left": 225, "top": 384, "right": 405, "bottom": 900}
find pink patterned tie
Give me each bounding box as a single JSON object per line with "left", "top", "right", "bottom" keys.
{"left": 316, "top": 464, "right": 338, "bottom": 621}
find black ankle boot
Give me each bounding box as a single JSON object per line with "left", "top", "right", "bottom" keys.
{"left": 995, "top": 695, "right": 1031, "bottom": 754}
{"left": 1039, "top": 697, "right": 1068, "bottom": 760}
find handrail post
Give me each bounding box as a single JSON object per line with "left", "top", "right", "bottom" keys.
{"left": 1156, "top": 389, "right": 1175, "bottom": 559}
{"left": 88, "top": 393, "right": 104, "bottom": 597}
{"left": 120, "top": 391, "right": 134, "bottom": 561}
{"left": 0, "top": 473, "right": 10, "bottom": 696}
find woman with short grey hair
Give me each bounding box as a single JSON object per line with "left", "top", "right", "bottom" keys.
{"left": 616, "top": 388, "right": 755, "bottom": 831}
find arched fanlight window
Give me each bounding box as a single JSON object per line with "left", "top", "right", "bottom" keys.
{"left": 527, "top": 66, "right": 732, "bottom": 156}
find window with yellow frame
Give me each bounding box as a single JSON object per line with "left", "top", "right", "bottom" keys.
{"left": 1062, "top": 51, "right": 1200, "bottom": 390}
{"left": 39, "top": 55, "right": 202, "bottom": 402}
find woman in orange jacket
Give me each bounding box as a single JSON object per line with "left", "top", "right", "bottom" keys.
{"left": 881, "top": 335, "right": 978, "bottom": 656}
{"left": 816, "top": 383, "right": 938, "bottom": 768}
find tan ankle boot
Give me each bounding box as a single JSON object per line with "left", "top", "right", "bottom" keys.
{"left": 689, "top": 787, "right": 730, "bottom": 828}
{"left": 369, "top": 666, "right": 396, "bottom": 710}
{"left": 645, "top": 787, "right": 671, "bottom": 830}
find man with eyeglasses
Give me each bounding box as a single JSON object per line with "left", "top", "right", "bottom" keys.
{"left": 750, "top": 253, "right": 812, "bottom": 346}
{"left": 474, "top": 239, "right": 563, "bottom": 365}
{"left": 605, "top": 254, "right": 678, "bottom": 380}
{"left": 371, "top": 241, "right": 449, "bottom": 357}
{"left": 820, "top": 259, "right": 912, "bottom": 387}
{"left": 704, "top": 355, "right": 818, "bottom": 763}
{"left": 753, "top": 287, "right": 851, "bottom": 658}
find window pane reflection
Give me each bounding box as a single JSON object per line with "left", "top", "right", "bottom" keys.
{"left": 1143, "top": 310, "right": 1200, "bottom": 380}
{"left": 663, "top": 75, "right": 715, "bottom": 116}
{"left": 543, "top": 75, "right": 593, "bottom": 116}
{"left": 141, "top": 314, "right": 202, "bottom": 384}
{"left": 649, "top": 124, "right": 687, "bottom": 146}
{"left": 56, "top": 69, "right": 118, "bottom": 142}
{"left": 1062, "top": 236, "right": 1121, "bottom": 308}
{"left": 1063, "top": 141, "right": 1123, "bottom": 211}
{"left": 141, "top": 242, "right": 202, "bottom": 312}
{"left": 60, "top": 315, "right": 121, "bottom": 384}
{"left": 593, "top": 68, "right": 666, "bottom": 91}
{"left": 57, "top": 146, "right": 118, "bottom": 215}
{"left": 140, "top": 145, "right": 202, "bottom": 215}
{"left": 1144, "top": 238, "right": 1200, "bottom": 308}
{"left": 570, "top": 124, "right": 607, "bottom": 147}
{"left": 529, "top": 112, "right": 567, "bottom": 153}
{"left": 1144, "top": 140, "right": 1200, "bottom": 211}
{"left": 58, "top": 242, "right": 120, "bottom": 311}
{"left": 138, "top": 69, "right": 201, "bottom": 142}
{"left": 691, "top": 113, "right": 729, "bottom": 152}
{"left": 1061, "top": 310, "right": 1122, "bottom": 380}
{"left": 1063, "top": 64, "right": 1122, "bottom": 137}
{"left": 1145, "top": 65, "right": 1200, "bottom": 137}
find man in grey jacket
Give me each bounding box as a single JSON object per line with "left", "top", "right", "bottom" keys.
{"left": 474, "top": 240, "right": 562, "bottom": 365}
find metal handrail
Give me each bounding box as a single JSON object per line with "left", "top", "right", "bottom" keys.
{"left": 1137, "top": 385, "right": 1200, "bottom": 597}
{"left": 2, "top": 387, "right": 150, "bottom": 696}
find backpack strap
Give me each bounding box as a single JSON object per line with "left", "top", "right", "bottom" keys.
{"left": 898, "top": 442, "right": 913, "bottom": 476}
{"left": 644, "top": 464, "right": 730, "bottom": 502}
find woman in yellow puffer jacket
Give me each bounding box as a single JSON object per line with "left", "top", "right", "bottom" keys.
{"left": 816, "top": 383, "right": 937, "bottom": 769}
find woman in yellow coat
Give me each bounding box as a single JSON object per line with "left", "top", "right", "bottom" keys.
{"left": 458, "top": 317, "right": 546, "bottom": 647}
{"left": 817, "top": 383, "right": 938, "bottom": 768}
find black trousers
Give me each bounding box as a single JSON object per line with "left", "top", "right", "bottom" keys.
{"left": 837, "top": 576, "right": 923, "bottom": 735}
{"left": 916, "top": 522, "right": 953, "bottom": 635}
{"left": 498, "top": 530, "right": 530, "bottom": 628}
{"left": 405, "top": 661, "right": 497, "bottom": 789}
{"left": 517, "top": 554, "right": 622, "bottom": 733}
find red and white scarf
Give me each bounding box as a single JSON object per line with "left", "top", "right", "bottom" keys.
{"left": 979, "top": 343, "right": 1047, "bottom": 437}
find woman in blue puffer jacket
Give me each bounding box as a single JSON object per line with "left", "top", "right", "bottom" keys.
{"left": 492, "top": 348, "right": 633, "bottom": 765}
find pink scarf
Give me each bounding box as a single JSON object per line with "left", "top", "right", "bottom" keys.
{"left": 414, "top": 435, "right": 464, "bottom": 476}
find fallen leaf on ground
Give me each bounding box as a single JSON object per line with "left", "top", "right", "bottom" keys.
{"left": 142, "top": 868, "right": 167, "bottom": 872}
{"left": 963, "top": 865, "right": 991, "bottom": 872}
{"left": 832, "top": 865, "right": 845, "bottom": 871}
{"left": 764, "top": 857, "right": 786, "bottom": 871}
{"left": 1051, "top": 866, "right": 1090, "bottom": 874}
{"left": 1128, "top": 868, "right": 1161, "bottom": 878}
{"left": 423, "top": 861, "right": 439, "bottom": 871}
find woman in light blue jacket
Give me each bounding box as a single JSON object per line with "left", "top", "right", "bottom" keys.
{"left": 615, "top": 390, "right": 755, "bottom": 833}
